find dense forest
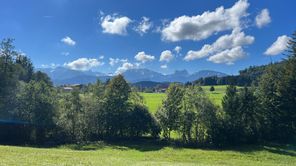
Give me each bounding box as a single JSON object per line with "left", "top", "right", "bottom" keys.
{"left": 192, "top": 62, "right": 284, "bottom": 86}
{"left": 0, "top": 31, "right": 296, "bottom": 147}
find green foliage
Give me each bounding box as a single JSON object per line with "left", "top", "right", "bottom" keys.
{"left": 15, "top": 55, "right": 34, "bottom": 82}
{"left": 102, "top": 75, "right": 131, "bottom": 137}
{"left": 56, "top": 90, "right": 84, "bottom": 142}
{"left": 220, "top": 85, "right": 261, "bottom": 144}
{"left": 127, "top": 104, "right": 160, "bottom": 137}
{"left": 0, "top": 39, "right": 19, "bottom": 118}
{"left": 17, "top": 80, "right": 57, "bottom": 143}
{"left": 180, "top": 86, "right": 219, "bottom": 144}
{"left": 156, "top": 83, "right": 184, "bottom": 139}
{"left": 209, "top": 86, "right": 215, "bottom": 91}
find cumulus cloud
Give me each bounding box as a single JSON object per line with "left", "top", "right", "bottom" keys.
{"left": 159, "top": 50, "right": 174, "bottom": 62}
{"left": 109, "top": 58, "right": 128, "bottom": 66}
{"left": 61, "top": 36, "right": 76, "bottom": 46}
{"left": 174, "top": 46, "right": 182, "bottom": 54}
{"left": 160, "top": 64, "right": 168, "bottom": 69}
{"left": 161, "top": 0, "right": 249, "bottom": 42}
{"left": 134, "top": 17, "right": 152, "bottom": 35}
{"left": 101, "top": 14, "right": 132, "bottom": 35}
{"left": 134, "top": 51, "right": 155, "bottom": 63}
{"left": 264, "top": 35, "right": 290, "bottom": 56}
{"left": 99, "top": 55, "right": 104, "bottom": 60}
{"left": 207, "top": 46, "right": 246, "bottom": 65}
{"left": 115, "top": 62, "right": 136, "bottom": 74}
{"left": 184, "top": 28, "right": 254, "bottom": 61}
{"left": 255, "top": 9, "right": 271, "bottom": 28}
{"left": 64, "top": 58, "right": 104, "bottom": 71}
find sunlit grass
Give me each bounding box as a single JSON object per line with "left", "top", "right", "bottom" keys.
{"left": 0, "top": 141, "right": 295, "bottom": 166}
{"left": 140, "top": 85, "right": 230, "bottom": 113}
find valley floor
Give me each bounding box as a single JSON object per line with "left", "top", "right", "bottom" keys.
{"left": 1, "top": 140, "right": 295, "bottom": 166}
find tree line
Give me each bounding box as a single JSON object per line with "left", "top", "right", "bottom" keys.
{"left": 0, "top": 31, "right": 296, "bottom": 146}
{"left": 192, "top": 62, "right": 284, "bottom": 87}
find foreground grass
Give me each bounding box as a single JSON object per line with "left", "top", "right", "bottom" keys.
{"left": 0, "top": 140, "right": 295, "bottom": 166}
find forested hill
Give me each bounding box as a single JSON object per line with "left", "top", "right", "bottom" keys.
{"left": 193, "top": 61, "right": 285, "bottom": 86}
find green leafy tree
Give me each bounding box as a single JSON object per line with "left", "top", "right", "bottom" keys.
{"left": 128, "top": 104, "right": 160, "bottom": 137}
{"left": 0, "top": 38, "right": 19, "bottom": 118}
{"left": 57, "top": 90, "right": 84, "bottom": 142}
{"left": 103, "top": 75, "right": 131, "bottom": 137}
{"left": 15, "top": 55, "right": 34, "bottom": 82}
{"left": 17, "top": 80, "right": 57, "bottom": 143}
{"left": 156, "top": 83, "right": 184, "bottom": 139}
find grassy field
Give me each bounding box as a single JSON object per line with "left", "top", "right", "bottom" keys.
{"left": 140, "top": 92, "right": 166, "bottom": 113}
{"left": 140, "top": 85, "right": 228, "bottom": 113}
{"left": 1, "top": 141, "right": 295, "bottom": 165}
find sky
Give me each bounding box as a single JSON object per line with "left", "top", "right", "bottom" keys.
{"left": 0, "top": 0, "right": 295, "bottom": 75}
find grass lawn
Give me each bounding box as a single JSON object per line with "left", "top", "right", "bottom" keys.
{"left": 140, "top": 92, "right": 166, "bottom": 113}
{"left": 0, "top": 141, "right": 295, "bottom": 165}
{"left": 140, "top": 85, "right": 229, "bottom": 113}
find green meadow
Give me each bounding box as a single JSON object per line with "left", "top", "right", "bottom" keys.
{"left": 1, "top": 141, "right": 295, "bottom": 166}
{"left": 141, "top": 85, "right": 228, "bottom": 113}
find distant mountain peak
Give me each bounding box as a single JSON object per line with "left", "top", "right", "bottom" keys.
{"left": 37, "top": 67, "right": 227, "bottom": 85}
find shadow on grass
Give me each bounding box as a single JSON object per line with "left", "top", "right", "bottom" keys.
{"left": 262, "top": 144, "right": 296, "bottom": 157}
{"left": 1, "top": 138, "right": 296, "bottom": 156}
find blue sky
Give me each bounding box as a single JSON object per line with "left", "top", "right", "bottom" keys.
{"left": 0, "top": 0, "right": 295, "bottom": 75}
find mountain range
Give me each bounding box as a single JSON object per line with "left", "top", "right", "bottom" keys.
{"left": 37, "top": 67, "right": 227, "bottom": 85}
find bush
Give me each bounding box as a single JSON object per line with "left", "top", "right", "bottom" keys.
{"left": 127, "top": 104, "right": 160, "bottom": 137}
{"left": 209, "top": 86, "right": 215, "bottom": 91}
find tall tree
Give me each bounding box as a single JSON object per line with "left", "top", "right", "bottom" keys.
{"left": 156, "top": 83, "right": 184, "bottom": 139}
{"left": 276, "top": 32, "right": 296, "bottom": 141}
{"left": 237, "top": 87, "right": 261, "bottom": 142}
{"left": 17, "top": 80, "right": 57, "bottom": 143}
{"left": 57, "top": 90, "right": 84, "bottom": 142}
{"left": 103, "top": 75, "right": 131, "bottom": 137}
{"left": 0, "top": 39, "right": 19, "bottom": 118}
{"left": 257, "top": 64, "right": 282, "bottom": 141}
{"left": 221, "top": 85, "right": 241, "bottom": 143}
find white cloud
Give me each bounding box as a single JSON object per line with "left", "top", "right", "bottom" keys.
{"left": 161, "top": 0, "right": 249, "bottom": 42}
{"left": 264, "top": 35, "right": 290, "bottom": 56}
{"left": 160, "top": 64, "right": 168, "bottom": 69}
{"left": 255, "top": 9, "right": 271, "bottom": 28}
{"left": 101, "top": 14, "right": 132, "bottom": 35}
{"left": 109, "top": 58, "right": 128, "bottom": 66}
{"left": 159, "top": 50, "right": 174, "bottom": 62}
{"left": 61, "top": 52, "right": 70, "bottom": 56}
{"left": 184, "top": 28, "right": 254, "bottom": 61}
{"left": 134, "top": 17, "right": 152, "bottom": 35}
{"left": 61, "top": 36, "right": 76, "bottom": 46}
{"left": 99, "top": 55, "right": 104, "bottom": 59}
{"left": 174, "top": 46, "right": 182, "bottom": 54}
{"left": 115, "top": 62, "right": 136, "bottom": 74}
{"left": 41, "top": 63, "right": 60, "bottom": 69}
{"left": 207, "top": 46, "right": 246, "bottom": 65}
{"left": 64, "top": 58, "right": 104, "bottom": 71}
{"left": 134, "top": 51, "right": 155, "bottom": 63}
